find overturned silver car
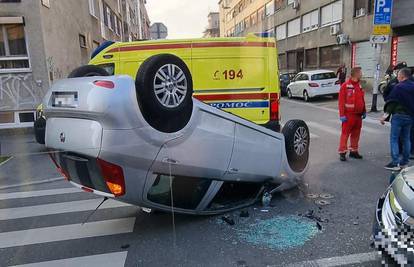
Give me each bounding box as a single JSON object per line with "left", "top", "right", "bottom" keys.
{"left": 44, "top": 75, "right": 309, "bottom": 215}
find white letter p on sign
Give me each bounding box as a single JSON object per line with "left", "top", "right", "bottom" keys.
{"left": 377, "top": 0, "right": 386, "bottom": 12}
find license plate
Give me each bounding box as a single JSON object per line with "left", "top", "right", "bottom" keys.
{"left": 321, "top": 83, "right": 332, "bottom": 87}
{"left": 52, "top": 92, "right": 78, "bottom": 108}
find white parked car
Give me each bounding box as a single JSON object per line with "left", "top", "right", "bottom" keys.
{"left": 286, "top": 70, "right": 341, "bottom": 102}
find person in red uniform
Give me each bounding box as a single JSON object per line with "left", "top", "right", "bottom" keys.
{"left": 338, "top": 67, "right": 366, "bottom": 161}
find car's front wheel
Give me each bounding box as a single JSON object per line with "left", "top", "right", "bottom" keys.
{"left": 282, "top": 120, "right": 310, "bottom": 172}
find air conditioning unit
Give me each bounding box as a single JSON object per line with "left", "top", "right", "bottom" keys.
{"left": 336, "top": 34, "right": 350, "bottom": 45}
{"left": 292, "top": 0, "right": 300, "bottom": 9}
{"left": 330, "top": 24, "right": 340, "bottom": 36}
{"left": 355, "top": 8, "right": 366, "bottom": 17}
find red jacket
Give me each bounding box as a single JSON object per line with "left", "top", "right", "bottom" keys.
{"left": 338, "top": 79, "right": 366, "bottom": 117}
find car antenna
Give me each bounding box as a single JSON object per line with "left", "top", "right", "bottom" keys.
{"left": 82, "top": 197, "right": 108, "bottom": 225}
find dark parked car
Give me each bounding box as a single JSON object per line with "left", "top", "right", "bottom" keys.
{"left": 280, "top": 73, "right": 296, "bottom": 96}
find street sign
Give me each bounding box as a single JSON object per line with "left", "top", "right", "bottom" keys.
{"left": 374, "top": 0, "right": 393, "bottom": 25}
{"left": 372, "top": 0, "right": 393, "bottom": 35}
{"left": 370, "top": 34, "right": 389, "bottom": 44}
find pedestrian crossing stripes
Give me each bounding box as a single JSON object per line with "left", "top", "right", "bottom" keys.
{"left": 307, "top": 121, "right": 387, "bottom": 137}
{"left": 0, "top": 217, "right": 135, "bottom": 249}
{"left": 11, "top": 252, "right": 128, "bottom": 267}
{"left": 0, "top": 184, "right": 137, "bottom": 266}
{"left": 0, "top": 198, "right": 130, "bottom": 220}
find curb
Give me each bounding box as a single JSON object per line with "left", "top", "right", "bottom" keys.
{"left": 0, "top": 177, "right": 64, "bottom": 191}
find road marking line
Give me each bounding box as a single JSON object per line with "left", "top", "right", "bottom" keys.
{"left": 0, "top": 187, "right": 80, "bottom": 200}
{"left": 0, "top": 177, "right": 64, "bottom": 191}
{"left": 11, "top": 251, "right": 128, "bottom": 267}
{"left": 0, "top": 217, "right": 136, "bottom": 249}
{"left": 0, "top": 156, "right": 13, "bottom": 167}
{"left": 284, "top": 251, "right": 380, "bottom": 267}
{"left": 0, "top": 199, "right": 131, "bottom": 221}
{"left": 306, "top": 122, "right": 338, "bottom": 136}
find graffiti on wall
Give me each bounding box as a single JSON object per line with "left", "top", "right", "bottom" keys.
{"left": 47, "top": 56, "right": 64, "bottom": 81}
{"left": 0, "top": 73, "right": 40, "bottom": 111}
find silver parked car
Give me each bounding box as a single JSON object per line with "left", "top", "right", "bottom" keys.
{"left": 374, "top": 167, "right": 414, "bottom": 265}
{"left": 43, "top": 73, "right": 310, "bottom": 215}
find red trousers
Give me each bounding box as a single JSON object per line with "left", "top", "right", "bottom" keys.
{"left": 338, "top": 114, "right": 362, "bottom": 153}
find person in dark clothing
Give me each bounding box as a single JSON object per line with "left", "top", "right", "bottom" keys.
{"left": 336, "top": 64, "right": 347, "bottom": 85}
{"left": 382, "top": 62, "right": 408, "bottom": 100}
{"left": 381, "top": 68, "right": 414, "bottom": 170}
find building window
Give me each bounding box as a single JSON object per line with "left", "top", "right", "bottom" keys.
{"left": 79, "top": 34, "right": 87, "bottom": 48}
{"left": 106, "top": 6, "right": 113, "bottom": 30}
{"left": 114, "top": 17, "right": 119, "bottom": 35}
{"left": 88, "top": 0, "right": 97, "bottom": 17}
{"left": 287, "top": 51, "right": 297, "bottom": 70}
{"left": 275, "top": 0, "right": 284, "bottom": 10}
{"left": 265, "top": 1, "right": 275, "bottom": 17}
{"left": 278, "top": 53, "right": 286, "bottom": 69}
{"left": 302, "top": 9, "right": 319, "bottom": 32}
{"left": 276, "top": 23, "right": 286, "bottom": 40}
{"left": 287, "top": 17, "right": 300, "bottom": 37}
{"left": 320, "top": 45, "right": 341, "bottom": 68}
{"left": 0, "top": 0, "right": 21, "bottom": 2}
{"left": 0, "top": 23, "right": 30, "bottom": 72}
{"left": 257, "top": 6, "right": 265, "bottom": 22}
{"left": 305, "top": 48, "right": 318, "bottom": 68}
{"left": 41, "top": 0, "right": 50, "bottom": 8}
{"left": 250, "top": 12, "right": 257, "bottom": 26}
{"left": 287, "top": 0, "right": 295, "bottom": 5}
{"left": 354, "top": 0, "right": 374, "bottom": 16}
{"left": 321, "top": 0, "right": 343, "bottom": 27}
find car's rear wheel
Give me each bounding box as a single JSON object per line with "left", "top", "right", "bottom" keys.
{"left": 282, "top": 120, "right": 310, "bottom": 172}
{"left": 68, "top": 65, "right": 109, "bottom": 78}
{"left": 287, "top": 89, "right": 292, "bottom": 99}
{"left": 303, "top": 90, "right": 310, "bottom": 102}
{"left": 135, "top": 54, "right": 193, "bottom": 133}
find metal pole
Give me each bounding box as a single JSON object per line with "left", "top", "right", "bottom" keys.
{"left": 371, "top": 43, "right": 382, "bottom": 112}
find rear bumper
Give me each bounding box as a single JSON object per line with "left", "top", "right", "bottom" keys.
{"left": 308, "top": 87, "right": 340, "bottom": 98}
{"left": 261, "top": 120, "right": 281, "bottom": 132}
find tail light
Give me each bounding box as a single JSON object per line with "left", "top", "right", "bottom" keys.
{"left": 48, "top": 153, "right": 70, "bottom": 181}
{"left": 269, "top": 93, "right": 279, "bottom": 121}
{"left": 97, "top": 158, "right": 125, "bottom": 197}
{"left": 308, "top": 83, "right": 319, "bottom": 87}
{"left": 335, "top": 80, "right": 341, "bottom": 85}
{"left": 93, "top": 80, "right": 115, "bottom": 89}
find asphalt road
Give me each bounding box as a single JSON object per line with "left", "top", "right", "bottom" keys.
{"left": 0, "top": 96, "right": 393, "bottom": 266}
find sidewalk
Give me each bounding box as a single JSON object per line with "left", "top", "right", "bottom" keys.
{"left": 0, "top": 130, "right": 60, "bottom": 188}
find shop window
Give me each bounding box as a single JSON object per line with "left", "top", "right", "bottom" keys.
{"left": 0, "top": 23, "right": 30, "bottom": 71}
{"left": 320, "top": 45, "right": 341, "bottom": 68}
{"left": 305, "top": 48, "right": 318, "bottom": 68}
{"left": 287, "top": 51, "right": 297, "bottom": 70}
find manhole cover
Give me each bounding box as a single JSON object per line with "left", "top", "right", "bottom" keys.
{"left": 306, "top": 193, "right": 319, "bottom": 199}
{"left": 319, "top": 193, "right": 334, "bottom": 199}
{"left": 315, "top": 200, "right": 331, "bottom": 206}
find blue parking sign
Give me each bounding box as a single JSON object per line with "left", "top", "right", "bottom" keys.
{"left": 374, "top": 0, "right": 393, "bottom": 25}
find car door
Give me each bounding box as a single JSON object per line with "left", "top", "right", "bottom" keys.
{"left": 290, "top": 73, "right": 301, "bottom": 96}
{"left": 299, "top": 74, "right": 310, "bottom": 95}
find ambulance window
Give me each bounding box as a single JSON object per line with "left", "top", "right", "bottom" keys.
{"left": 147, "top": 175, "right": 212, "bottom": 209}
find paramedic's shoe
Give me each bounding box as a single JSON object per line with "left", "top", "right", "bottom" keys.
{"left": 384, "top": 162, "right": 401, "bottom": 171}
{"left": 339, "top": 153, "right": 347, "bottom": 162}
{"left": 349, "top": 152, "right": 363, "bottom": 159}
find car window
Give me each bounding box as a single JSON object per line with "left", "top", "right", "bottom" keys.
{"left": 311, "top": 72, "right": 336, "bottom": 80}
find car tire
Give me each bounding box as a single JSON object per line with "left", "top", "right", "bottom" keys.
{"left": 282, "top": 120, "right": 310, "bottom": 172}
{"left": 135, "top": 54, "right": 193, "bottom": 133}
{"left": 68, "top": 65, "right": 109, "bottom": 78}
{"left": 34, "top": 117, "right": 46, "bottom": 145}
{"left": 303, "top": 90, "right": 310, "bottom": 102}
{"left": 332, "top": 93, "right": 339, "bottom": 99}
{"left": 287, "top": 89, "right": 292, "bottom": 99}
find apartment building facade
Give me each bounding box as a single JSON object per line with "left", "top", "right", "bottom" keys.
{"left": 203, "top": 12, "right": 220, "bottom": 38}
{"left": 219, "top": 0, "right": 398, "bottom": 87}
{"left": 0, "top": 0, "right": 150, "bottom": 128}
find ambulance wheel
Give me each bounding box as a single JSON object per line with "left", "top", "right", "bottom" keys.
{"left": 68, "top": 65, "right": 109, "bottom": 78}
{"left": 303, "top": 90, "right": 310, "bottom": 102}
{"left": 283, "top": 120, "right": 309, "bottom": 172}
{"left": 135, "top": 54, "right": 193, "bottom": 133}
{"left": 287, "top": 89, "right": 292, "bottom": 99}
